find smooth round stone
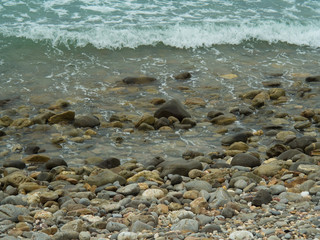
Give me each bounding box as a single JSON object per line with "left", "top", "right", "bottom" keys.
{"left": 142, "top": 189, "right": 164, "bottom": 199}
{"left": 284, "top": 233, "right": 291, "bottom": 239}
{"left": 79, "top": 198, "right": 91, "bottom": 206}
{"left": 234, "top": 179, "right": 247, "bottom": 189}
{"left": 229, "top": 230, "right": 254, "bottom": 240}
{"left": 117, "top": 232, "right": 138, "bottom": 240}
{"left": 79, "top": 231, "right": 91, "bottom": 240}
{"left": 270, "top": 210, "right": 281, "bottom": 215}
{"left": 270, "top": 185, "right": 286, "bottom": 195}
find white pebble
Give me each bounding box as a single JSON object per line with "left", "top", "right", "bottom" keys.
{"left": 229, "top": 230, "right": 254, "bottom": 240}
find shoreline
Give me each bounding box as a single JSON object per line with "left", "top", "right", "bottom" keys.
{"left": 0, "top": 74, "right": 320, "bottom": 239}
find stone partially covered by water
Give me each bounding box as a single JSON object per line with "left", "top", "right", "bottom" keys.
{"left": 154, "top": 99, "right": 191, "bottom": 121}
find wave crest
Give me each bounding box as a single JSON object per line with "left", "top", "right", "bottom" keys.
{"left": 1, "top": 21, "right": 320, "bottom": 49}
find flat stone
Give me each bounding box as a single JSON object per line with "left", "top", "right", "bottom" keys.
{"left": 22, "top": 154, "right": 50, "bottom": 164}
{"left": 117, "top": 183, "right": 140, "bottom": 196}
{"left": 171, "top": 219, "right": 199, "bottom": 232}
{"left": 45, "top": 158, "right": 67, "bottom": 169}
{"left": 229, "top": 230, "right": 254, "bottom": 240}
{"left": 278, "top": 149, "right": 303, "bottom": 160}
{"left": 221, "top": 132, "right": 253, "bottom": 146}
{"left": 48, "top": 111, "right": 75, "bottom": 124}
{"left": 3, "top": 161, "right": 26, "bottom": 169}
{"left": 122, "top": 76, "right": 156, "bottom": 84}
{"left": 210, "top": 114, "right": 236, "bottom": 125}
{"left": 85, "top": 169, "right": 126, "bottom": 187}
{"left": 61, "top": 219, "right": 86, "bottom": 232}
{"left": 253, "top": 162, "right": 283, "bottom": 177}
{"left": 0, "top": 204, "right": 30, "bottom": 222}
{"left": 96, "top": 157, "right": 120, "bottom": 169}
{"left": 106, "top": 221, "right": 127, "bottom": 232}
{"left": 131, "top": 220, "right": 153, "bottom": 233}
{"left": 185, "top": 180, "right": 212, "bottom": 192}
{"left": 287, "top": 136, "right": 317, "bottom": 150}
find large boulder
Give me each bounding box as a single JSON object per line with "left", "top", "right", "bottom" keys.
{"left": 154, "top": 99, "right": 191, "bottom": 121}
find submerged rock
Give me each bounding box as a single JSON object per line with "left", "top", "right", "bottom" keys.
{"left": 74, "top": 114, "right": 100, "bottom": 128}
{"left": 174, "top": 72, "right": 191, "bottom": 80}
{"left": 154, "top": 99, "right": 191, "bottom": 121}
{"left": 122, "top": 76, "right": 156, "bottom": 84}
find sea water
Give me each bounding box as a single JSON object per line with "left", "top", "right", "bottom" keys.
{"left": 1, "top": 0, "right": 320, "bottom": 164}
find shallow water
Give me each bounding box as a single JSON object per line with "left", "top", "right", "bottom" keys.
{"left": 1, "top": 0, "right": 320, "bottom": 165}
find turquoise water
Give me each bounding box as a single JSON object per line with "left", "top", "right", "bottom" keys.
{"left": 1, "top": 0, "right": 320, "bottom": 164}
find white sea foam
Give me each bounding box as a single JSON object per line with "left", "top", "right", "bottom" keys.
{"left": 1, "top": 21, "right": 320, "bottom": 49}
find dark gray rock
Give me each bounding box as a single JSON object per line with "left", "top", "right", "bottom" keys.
{"left": 221, "top": 132, "right": 253, "bottom": 146}
{"left": 24, "top": 145, "right": 40, "bottom": 154}
{"left": 306, "top": 76, "right": 320, "bottom": 82}
{"left": 158, "top": 159, "right": 202, "bottom": 177}
{"left": 287, "top": 136, "right": 317, "bottom": 151}
{"left": 154, "top": 117, "right": 170, "bottom": 129}
{"left": 231, "top": 153, "right": 260, "bottom": 168}
{"left": 74, "top": 114, "right": 100, "bottom": 128}
{"left": 0, "top": 130, "right": 6, "bottom": 137}
{"left": 278, "top": 149, "right": 302, "bottom": 160}
{"left": 169, "top": 174, "right": 183, "bottom": 185}
{"left": 222, "top": 207, "right": 235, "bottom": 218}
{"left": 252, "top": 189, "right": 272, "bottom": 206}
{"left": 266, "top": 144, "right": 288, "bottom": 158}
{"left": 0, "top": 204, "right": 29, "bottom": 222}
{"left": 154, "top": 99, "right": 191, "bottom": 121}
{"left": 142, "top": 156, "right": 165, "bottom": 168}
{"left": 45, "top": 158, "right": 68, "bottom": 170}
{"left": 96, "top": 157, "right": 120, "bottom": 169}
{"left": 3, "top": 161, "right": 26, "bottom": 169}
{"left": 37, "top": 172, "right": 53, "bottom": 181}
{"left": 122, "top": 76, "right": 156, "bottom": 84}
